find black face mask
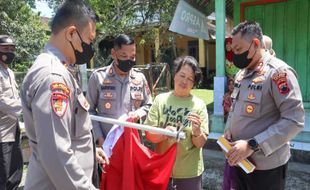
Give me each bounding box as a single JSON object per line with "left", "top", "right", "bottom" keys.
{"left": 0, "top": 51, "right": 15, "bottom": 65}
{"left": 233, "top": 41, "right": 256, "bottom": 69}
{"left": 116, "top": 58, "right": 136, "bottom": 73}
{"left": 69, "top": 31, "right": 94, "bottom": 65}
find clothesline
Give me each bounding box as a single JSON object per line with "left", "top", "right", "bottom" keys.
{"left": 90, "top": 115, "right": 186, "bottom": 140}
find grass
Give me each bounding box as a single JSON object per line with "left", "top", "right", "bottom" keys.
{"left": 191, "top": 89, "right": 214, "bottom": 111}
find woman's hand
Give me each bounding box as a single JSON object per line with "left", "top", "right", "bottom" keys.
{"left": 188, "top": 112, "right": 202, "bottom": 137}
{"left": 188, "top": 112, "right": 208, "bottom": 148}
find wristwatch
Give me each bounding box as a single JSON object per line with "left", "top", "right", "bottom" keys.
{"left": 248, "top": 138, "right": 259, "bottom": 152}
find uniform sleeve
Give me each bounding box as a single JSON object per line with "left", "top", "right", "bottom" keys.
{"left": 135, "top": 75, "right": 153, "bottom": 121}
{"left": 0, "top": 76, "right": 22, "bottom": 118}
{"left": 86, "top": 72, "right": 103, "bottom": 141}
{"left": 143, "top": 96, "right": 159, "bottom": 127}
{"left": 31, "top": 74, "right": 97, "bottom": 190}
{"left": 254, "top": 68, "right": 304, "bottom": 156}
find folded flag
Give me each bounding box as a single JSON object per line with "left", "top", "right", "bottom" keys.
{"left": 100, "top": 117, "right": 177, "bottom": 190}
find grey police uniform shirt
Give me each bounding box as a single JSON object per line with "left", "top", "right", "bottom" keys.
{"left": 226, "top": 53, "right": 304, "bottom": 170}
{"left": 87, "top": 63, "right": 152, "bottom": 140}
{"left": 0, "top": 63, "right": 22, "bottom": 142}
{"left": 21, "top": 43, "right": 97, "bottom": 190}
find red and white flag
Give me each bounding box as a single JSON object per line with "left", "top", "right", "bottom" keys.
{"left": 100, "top": 118, "right": 177, "bottom": 190}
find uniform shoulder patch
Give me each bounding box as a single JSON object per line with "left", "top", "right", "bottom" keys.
{"left": 51, "top": 93, "right": 69, "bottom": 117}
{"left": 272, "top": 72, "right": 290, "bottom": 95}
{"left": 50, "top": 82, "right": 70, "bottom": 96}
{"left": 50, "top": 82, "right": 70, "bottom": 117}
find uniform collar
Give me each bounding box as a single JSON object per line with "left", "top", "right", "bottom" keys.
{"left": 44, "top": 43, "right": 69, "bottom": 65}
{"left": 109, "top": 61, "right": 136, "bottom": 78}
{"left": 243, "top": 52, "right": 270, "bottom": 78}
{"left": 107, "top": 63, "right": 115, "bottom": 77}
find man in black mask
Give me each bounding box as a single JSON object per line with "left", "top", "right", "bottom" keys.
{"left": 20, "top": 1, "right": 108, "bottom": 189}
{"left": 223, "top": 21, "right": 304, "bottom": 190}
{"left": 87, "top": 34, "right": 152, "bottom": 147}
{"left": 0, "top": 35, "right": 23, "bottom": 190}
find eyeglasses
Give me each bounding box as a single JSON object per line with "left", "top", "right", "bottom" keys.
{"left": 177, "top": 73, "right": 194, "bottom": 84}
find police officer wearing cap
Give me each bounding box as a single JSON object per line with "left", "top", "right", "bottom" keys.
{"left": 20, "top": 1, "right": 108, "bottom": 189}
{"left": 0, "top": 35, "right": 23, "bottom": 190}
{"left": 87, "top": 34, "right": 152, "bottom": 147}
{"left": 224, "top": 21, "right": 304, "bottom": 190}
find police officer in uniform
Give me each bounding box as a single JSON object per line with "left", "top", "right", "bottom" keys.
{"left": 20, "top": 1, "right": 108, "bottom": 189}
{"left": 224, "top": 21, "right": 304, "bottom": 190}
{"left": 87, "top": 34, "right": 152, "bottom": 146}
{"left": 0, "top": 35, "right": 23, "bottom": 190}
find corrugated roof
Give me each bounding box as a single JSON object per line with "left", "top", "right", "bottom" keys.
{"left": 186, "top": 0, "right": 234, "bottom": 19}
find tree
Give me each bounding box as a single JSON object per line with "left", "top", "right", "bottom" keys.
{"left": 40, "top": 0, "right": 180, "bottom": 64}
{"left": 0, "top": 0, "right": 48, "bottom": 72}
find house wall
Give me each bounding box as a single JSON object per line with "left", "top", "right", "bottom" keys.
{"left": 234, "top": 0, "right": 310, "bottom": 106}
{"left": 234, "top": 0, "right": 310, "bottom": 144}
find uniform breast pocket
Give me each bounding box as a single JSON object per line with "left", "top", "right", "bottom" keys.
{"left": 240, "top": 90, "right": 262, "bottom": 119}
{"left": 98, "top": 91, "right": 117, "bottom": 115}
{"left": 74, "top": 93, "right": 92, "bottom": 138}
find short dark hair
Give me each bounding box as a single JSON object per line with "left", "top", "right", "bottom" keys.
{"left": 231, "top": 21, "right": 263, "bottom": 44}
{"left": 174, "top": 56, "right": 202, "bottom": 86}
{"left": 113, "top": 34, "right": 135, "bottom": 50}
{"left": 51, "top": 0, "right": 97, "bottom": 34}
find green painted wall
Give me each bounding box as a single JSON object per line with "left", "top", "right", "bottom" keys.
{"left": 234, "top": 0, "right": 310, "bottom": 104}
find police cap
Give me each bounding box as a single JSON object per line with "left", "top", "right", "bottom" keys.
{"left": 0, "top": 35, "right": 15, "bottom": 46}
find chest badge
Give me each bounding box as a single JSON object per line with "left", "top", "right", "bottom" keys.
{"left": 247, "top": 93, "right": 256, "bottom": 100}
{"left": 103, "top": 79, "right": 113, "bottom": 84}
{"left": 104, "top": 92, "right": 113, "bottom": 99}
{"left": 246, "top": 104, "right": 255, "bottom": 114}
{"left": 252, "top": 76, "right": 264, "bottom": 84}
{"left": 104, "top": 102, "right": 112, "bottom": 109}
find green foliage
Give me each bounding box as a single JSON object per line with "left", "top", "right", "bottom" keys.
{"left": 41, "top": 0, "right": 181, "bottom": 64}
{"left": 0, "top": 0, "right": 48, "bottom": 72}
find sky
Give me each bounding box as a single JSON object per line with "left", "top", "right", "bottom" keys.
{"left": 32, "top": 1, "right": 53, "bottom": 18}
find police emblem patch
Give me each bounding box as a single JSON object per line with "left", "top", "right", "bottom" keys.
{"left": 104, "top": 92, "right": 113, "bottom": 99}
{"left": 104, "top": 102, "right": 112, "bottom": 109}
{"left": 246, "top": 104, "right": 254, "bottom": 114}
{"left": 51, "top": 93, "right": 69, "bottom": 117}
{"left": 247, "top": 93, "right": 256, "bottom": 100}
{"left": 272, "top": 72, "right": 290, "bottom": 95}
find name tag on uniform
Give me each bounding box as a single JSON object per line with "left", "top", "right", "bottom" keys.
{"left": 101, "top": 86, "right": 116, "bottom": 90}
